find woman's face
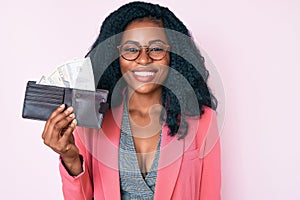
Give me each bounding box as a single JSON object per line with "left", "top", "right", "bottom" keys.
{"left": 119, "top": 19, "right": 170, "bottom": 95}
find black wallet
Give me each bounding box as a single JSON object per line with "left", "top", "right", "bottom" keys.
{"left": 22, "top": 81, "right": 109, "bottom": 129}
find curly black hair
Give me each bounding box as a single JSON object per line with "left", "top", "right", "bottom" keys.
{"left": 86, "top": 1, "right": 217, "bottom": 139}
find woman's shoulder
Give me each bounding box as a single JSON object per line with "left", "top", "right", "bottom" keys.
{"left": 185, "top": 105, "right": 216, "bottom": 124}
{"left": 184, "top": 106, "right": 218, "bottom": 151}
{"left": 186, "top": 106, "right": 217, "bottom": 138}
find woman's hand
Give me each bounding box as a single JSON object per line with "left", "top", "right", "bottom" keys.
{"left": 42, "top": 104, "right": 83, "bottom": 175}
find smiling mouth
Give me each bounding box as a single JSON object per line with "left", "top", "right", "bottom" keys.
{"left": 133, "top": 71, "right": 156, "bottom": 77}
{"left": 131, "top": 69, "right": 158, "bottom": 82}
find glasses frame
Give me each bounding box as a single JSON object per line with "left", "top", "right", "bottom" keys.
{"left": 117, "top": 42, "right": 170, "bottom": 61}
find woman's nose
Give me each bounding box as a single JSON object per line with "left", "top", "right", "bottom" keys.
{"left": 135, "top": 48, "right": 152, "bottom": 65}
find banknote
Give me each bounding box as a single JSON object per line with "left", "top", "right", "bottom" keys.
{"left": 72, "top": 57, "right": 95, "bottom": 91}
{"left": 38, "top": 75, "right": 50, "bottom": 85}
{"left": 57, "top": 64, "right": 71, "bottom": 87}
{"left": 47, "top": 70, "right": 65, "bottom": 87}
{"left": 38, "top": 57, "right": 95, "bottom": 91}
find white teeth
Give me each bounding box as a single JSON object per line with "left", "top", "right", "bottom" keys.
{"left": 133, "top": 71, "right": 155, "bottom": 77}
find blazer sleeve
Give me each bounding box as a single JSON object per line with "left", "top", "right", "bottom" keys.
{"left": 200, "top": 109, "right": 221, "bottom": 200}
{"left": 59, "top": 128, "right": 93, "bottom": 200}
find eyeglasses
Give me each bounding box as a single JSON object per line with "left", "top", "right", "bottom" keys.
{"left": 117, "top": 42, "right": 170, "bottom": 61}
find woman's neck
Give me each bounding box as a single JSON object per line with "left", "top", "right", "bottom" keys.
{"left": 125, "top": 86, "right": 163, "bottom": 128}
{"left": 126, "top": 87, "right": 163, "bottom": 115}
{"left": 126, "top": 86, "right": 163, "bottom": 145}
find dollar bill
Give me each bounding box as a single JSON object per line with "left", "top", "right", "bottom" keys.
{"left": 47, "top": 70, "right": 65, "bottom": 87}
{"left": 65, "top": 59, "right": 82, "bottom": 87}
{"left": 57, "top": 64, "right": 71, "bottom": 87}
{"left": 72, "top": 57, "right": 95, "bottom": 91}
{"left": 38, "top": 75, "right": 50, "bottom": 85}
{"left": 37, "top": 57, "right": 95, "bottom": 91}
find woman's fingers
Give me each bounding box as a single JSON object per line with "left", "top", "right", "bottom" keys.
{"left": 41, "top": 104, "right": 81, "bottom": 173}
{"left": 59, "top": 119, "right": 77, "bottom": 148}
{"left": 53, "top": 111, "right": 76, "bottom": 140}
{"left": 42, "top": 105, "right": 78, "bottom": 155}
{"left": 43, "top": 106, "right": 75, "bottom": 142}
{"left": 50, "top": 119, "right": 78, "bottom": 156}
{"left": 42, "top": 104, "right": 66, "bottom": 140}
{"left": 58, "top": 119, "right": 78, "bottom": 155}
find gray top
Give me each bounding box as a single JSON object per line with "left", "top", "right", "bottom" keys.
{"left": 119, "top": 103, "right": 161, "bottom": 200}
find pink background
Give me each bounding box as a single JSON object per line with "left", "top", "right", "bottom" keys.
{"left": 1, "top": 0, "right": 300, "bottom": 199}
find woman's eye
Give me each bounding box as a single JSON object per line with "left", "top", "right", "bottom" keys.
{"left": 124, "top": 47, "right": 139, "bottom": 53}
{"left": 150, "top": 46, "right": 164, "bottom": 52}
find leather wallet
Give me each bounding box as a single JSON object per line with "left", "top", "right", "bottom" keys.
{"left": 22, "top": 81, "right": 109, "bottom": 129}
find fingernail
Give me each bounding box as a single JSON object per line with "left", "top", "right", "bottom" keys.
{"left": 72, "top": 119, "right": 77, "bottom": 125}
{"left": 65, "top": 106, "right": 73, "bottom": 114}
{"left": 69, "top": 113, "right": 75, "bottom": 118}
{"left": 59, "top": 104, "right": 65, "bottom": 108}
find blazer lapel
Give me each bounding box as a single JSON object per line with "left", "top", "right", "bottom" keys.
{"left": 95, "top": 104, "right": 124, "bottom": 200}
{"left": 95, "top": 100, "right": 184, "bottom": 200}
{"left": 154, "top": 125, "right": 184, "bottom": 200}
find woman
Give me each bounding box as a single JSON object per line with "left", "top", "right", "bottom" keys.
{"left": 42, "top": 1, "right": 221, "bottom": 199}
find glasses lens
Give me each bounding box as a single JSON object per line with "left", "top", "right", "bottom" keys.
{"left": 119, "top": 44, "right": 140, "bottom": 60}
{"left": 148, "top": 43, "right": 168, "bottom": 60}
{"left": 118, "top": 42, "right": 169, "bottom": 61}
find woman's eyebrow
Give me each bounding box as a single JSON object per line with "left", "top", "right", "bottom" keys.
{"left": 148, "top": 39, "right": 168, "bottom": 44}
{"left": 122, "top": 40, "right": 140, "bottom": 45}
{"left": 121, "top": 39, "right": 168, "bottom": 45}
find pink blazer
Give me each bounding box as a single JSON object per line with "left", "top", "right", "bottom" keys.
{"left": 59, "top": 104, "right": 221, "bottom": 200}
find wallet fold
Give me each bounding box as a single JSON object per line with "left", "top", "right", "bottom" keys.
{"left": 22, "top": 81, "right": 109, "bottom": 129}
